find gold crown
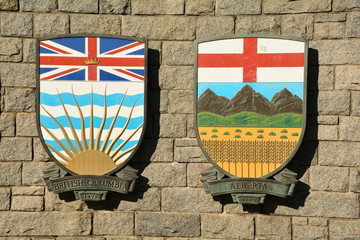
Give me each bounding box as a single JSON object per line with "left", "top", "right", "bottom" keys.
{"left": 85, "top": 58, "right": 100, "bottom": 65}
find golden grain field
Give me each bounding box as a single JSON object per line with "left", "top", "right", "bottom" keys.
{"left": 198, "top": 127, "right": 302, "bottom": 178}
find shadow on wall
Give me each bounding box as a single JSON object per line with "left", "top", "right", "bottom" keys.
{"left": 215, "top": 48, "right": 320, "bottom": 214}
{"left": 58, "top": 48, "right": 161, "bottom": 210}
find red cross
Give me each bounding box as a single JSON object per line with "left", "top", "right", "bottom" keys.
{"left": 198, "top": 38, "right": 304, "bottom": 82}
{"left": 40, "top": 37, "right": 144, "bottom": 81}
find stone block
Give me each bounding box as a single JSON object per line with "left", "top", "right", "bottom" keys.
{"left": 186, "top": 0, "right": 214, "bottom": 15}
{"left": 187, "top": 163, "right": 212, "bottom": 187}
{"left": 348, "top": 13, "right": 360, "bottom": 38}
{"left": 309, "top": 166, "right": 348, "bottom": 192}
{"left": 0, "top": 63, "right": 36, "bottom": 87}
{"left": 59, "top": 0, "right": 98, "bottom": 13}
{"left": 0, "top": 188, "right": 10, "bottom": 210}
{"left": 4, "top": 88, "right": 35, "bottom": 112}
{"left": 162, "top": 41, "right": 194, "bottom": 66}
{"left": 0, "top": 113, "right": 15, "bottom": 136}
{"left": 93, "top": 212, "right": 134, "bottom": 235}
{"left": 329, "top": 219, "right": 360, "bottom": 239}
{"left": 292, "top": 217, "right": 308, "bottom": 225}
{"left": 33, "top": 138, "right": 51, "bottom": 162}
{"left": 264, "top": 0, "right": 331, "bottom": 14}
{"left": 352, "top": 92, "right": 360, "bottom": 116}
{"left": 202, "top": 214, "right": 254, "bottom": 239}
{"left": 256, "top": 216, "right": 291, "bottom": 240}
{"left": 0, "top": 0, "right": 18, "bottom": 10}
{"left": 308, "top": 218, "right": 328, "bottom": 227}
{"left": 335, "top": 65, "right": 360, "bottom": 90}
{"left": 44, "top": 189, "right": 84, "bottom": 211}
{"left": 310, "top": 40, "right": 360, "bottom": 64}
{"left": 106, "top": 238, "right": 139, "bottom": 240}
{"left": 187, "top": 115, "right": 196, "bottom": 138}
{"left": 236, "top": 16, "right": 281, "bottom": 35}
{"left": 0, "top": 212, "right": 91, "bottom": 235}
{"left": 339, "top": 117, "right": 360, "bottom": 141}
{"left": 0, "top": 137, "right": 32, "bottom": 161}
{"left": 70, "top": 15, "right": 121, "bottom": 35}
{"left": 162, "top": 188, "right": 222, "bottom": 213}
{"left": 293, "top": 226, "right": 328, "bottom": 240}
{"left": 308, "top": 66, "right": 334, "bottom": 91}
{"left": 196, "top": 17, "right": 234, "bottom": 39}
{"left": 132, "top": 0, "right": 184, "bottom": 15}
{"left": 12, "top": 186, "right": 45, "bottom": 196}
{"left": 175, "top": 138, "right": 198, "bottom": 147}
{"left": 34, "top": 14, "right": 69, "bottom": 37}
{"left": 21, "top": 0, "right": 57, "bottom": 12}
{"left": 135, "top": 212, "right": 200, "bottom": 237}
{"left": 216, "top": 0, "right": 261, "bottom": 15}
{"left": 333, "top": 0, "right": 360, "bottom": 11}
{"left": 317, "top": 116, "right": 338, "bottom": 125}
{"left": 122, "top": 16, "right": 196, "bottom": 40}
{"left": 11, "top": 196, "right": 44, "bottom": 211}
{"left": 159, "top": 66, "right": 194, "bottom": 90}
{"left": 174, "top": 146, "right": 206, "bottom": 163}
{"left": 16, "top": 113, "right": 37, "bottom": 137}
{"left": 319, "top": 141, "right": 360, "bottom": 167}
{"left": 314, "top": 22, "right": 345, "bottom": 39}
{"left": 223, "top": 203, "right": 248, "bottom": 214}
{"left": 0, "top": 37, "right": 22, "bottom": 62}
{"left": 0, "top": 162, "right": 21, "bottom": 186}
{"left": 141, "top": 163, "right": 186, "bottom": 187}
{"left": 118, "top": 187, "right": 160, "bottom": 211}
{"left": 22, "top": 162, "right": 56, "bottom": 185}
{"left": 159, "top": 114, "right": 187, "bottom": 138}
{"left": 317, "top": 91, "right": 350, "bottom": 115}
{"left": 23, "top": 39, "right": 36, "bottom": 63}
{"left": 140, "top": 138, "right": 174, "bottom": 163}
{"left": 349, "top": 168, "right": 360, "bottom": 192}
{"left": 274, "top": 192, "right": 359, "bottom": 218}
{"left": 282, "top": 15, "right": 314, "bottom": 39}
{"left": 317, "top": 125, "right": 338, "bottom": 140}
{"left": 0, "top": 13, "right": 33, "bottom": 37}
{"left": 100, "top": 0, "right": 130, "bottom": 14}
{"left": 168, "top": 90, "right": 193, "bottom": 114}
{"left": 315, "top": 13, "right": 346, "bottom": 22}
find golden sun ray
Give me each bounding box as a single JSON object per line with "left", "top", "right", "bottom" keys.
{"left": 105, "top": 97, "right": 139, "bottom": 155}
{"left": 40, "top": 104, "right": 78, "bottom": 155}
{"left": 95, "top": 85, "right": 108, "bottom": 150}
{"left": 100, "top": 89, "right": 128, "bottom": 152}
{"left": 71, "top": 86, "right": 88, "bottom": 150}
{"left": 56, "top": 89, "right": 82, "bottom": 153}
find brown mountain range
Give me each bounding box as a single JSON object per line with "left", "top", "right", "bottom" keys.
{"left": 198, "top": 84, "right": 303, "bottom": 116}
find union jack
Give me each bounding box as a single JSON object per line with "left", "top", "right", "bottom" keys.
{"left": 39, "top": 37, "right": 145, "bottom": 81}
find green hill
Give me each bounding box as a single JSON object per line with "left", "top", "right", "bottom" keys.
{"left": 198, "top": 111, "right": 303, "bottom": 127}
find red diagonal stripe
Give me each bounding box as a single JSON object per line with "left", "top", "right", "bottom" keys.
{"left": 106, "top": 42, "right": 143, "bottom": 55}
{"left": 40, "top": 68, "right": 80, "bottom": 80}
{"left": 114, "top": 69, "right": 144, "bottom": 81}
{"left": 40, "top": 42, "right": 71, "bottom": 54}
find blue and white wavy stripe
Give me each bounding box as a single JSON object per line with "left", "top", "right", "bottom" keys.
{"left": 40, "top": 92, "right": 144, "bottom": 107}
{"left": 40, "top": 115, "right": 143, "bottom": 130}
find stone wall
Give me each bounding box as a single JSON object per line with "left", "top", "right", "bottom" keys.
{"left": 0, "top": 0, "right": 359, "bottom": 239}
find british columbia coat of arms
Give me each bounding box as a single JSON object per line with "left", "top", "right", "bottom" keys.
{"left": 37, "top": 35, "right": 146, "bottom": 201}
{"left": 196, "top": 35, "right": 308, "bottom": 204}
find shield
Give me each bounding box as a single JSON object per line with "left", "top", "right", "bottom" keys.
{"left": 37, "top": 36, "right": 146, "bottom": 176}
{"left": 195, "top": 36, "right": 307, "bottom": 179}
